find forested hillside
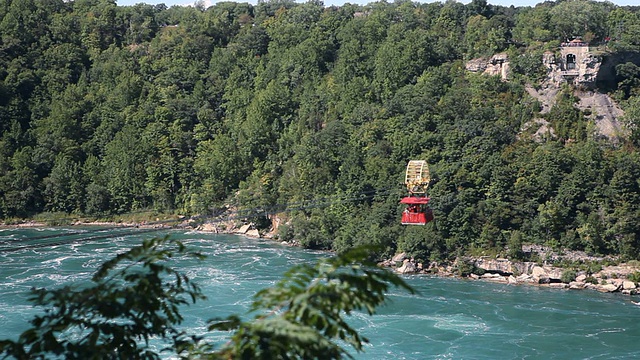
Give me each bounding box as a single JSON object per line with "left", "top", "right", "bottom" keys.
{"left": 1, "top": 0, "right": 640, "bottom": 261}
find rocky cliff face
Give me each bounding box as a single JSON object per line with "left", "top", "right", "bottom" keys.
{"left": 596, "top": 51, "right": 640, "bottom": 91}
{"left": 550, "top": 46, "right": 601, "bottom": 88}
{"left": 467, "top": 50, "right": 627, "bottom": 142}
{"left": 465, "top": 53, "right": 510, "bottom": 81}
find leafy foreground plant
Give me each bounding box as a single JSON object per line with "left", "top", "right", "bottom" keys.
{"left": 0, "top": 238, "right": 413, "bottom": 359}
{"left": 207, "top": 246, "right": 415, "bottom": 359}
{"left": 0, "top": 236, "right": 206, "bottom": 360}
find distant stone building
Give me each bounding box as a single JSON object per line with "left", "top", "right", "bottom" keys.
{"left": 544, "top": 38, "right": 601, "bottom": 87}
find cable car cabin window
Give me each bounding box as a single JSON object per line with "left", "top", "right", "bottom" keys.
{"left": 401, "top": 207, "right": 434, "bottom": 225}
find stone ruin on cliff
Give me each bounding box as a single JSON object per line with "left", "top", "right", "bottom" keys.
{"left": 543, "top": 38, "right": 601, "bottom": 88}
{"left": 466, "top": 40, "right": 626, "bottom": 141}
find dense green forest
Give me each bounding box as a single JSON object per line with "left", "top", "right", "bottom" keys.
{"left": 1, "top": 0, "right": 640, "bottom": 261}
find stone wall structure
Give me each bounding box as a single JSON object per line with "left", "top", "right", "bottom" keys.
{"left": 545, "top": 40, "right": 601, "bottom": 87}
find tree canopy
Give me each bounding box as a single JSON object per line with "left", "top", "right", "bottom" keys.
{"left": 1, "top": 0, "right": 640, "bottom": 261}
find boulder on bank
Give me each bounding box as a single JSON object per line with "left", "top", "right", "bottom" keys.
{"left": 198, "top": 223, "right": 218, "bottom": 232}
{"left": 516, "top": 274, "right": 534, "bottom": 283}
{"left": 569, "top": 281, "right": 586, "bottom": 290}
{"left": 481, "top": 273, "right": 507, "bottom": 283}
{"left": 531, "top": 266, "right": 548, "bottom": 283}
{"left": 396, "top": 259, "right": 417, "bottom": 274}
{"left": 530, "top": 265, "right": 564, "bottom": 283}
{"left": 598, "top": 283, "right": 620, "bottom": 293}
{"left": 235, "top": 224, "right": 251, "bottom": 234}
{"left": 393, "top": 252, "right": 407, "bottom": 263}
{"left": 246, "top": 229, "right": 260, "bottom": 238}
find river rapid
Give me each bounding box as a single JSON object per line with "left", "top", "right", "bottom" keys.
{"left": 1, "top": 227, "right": 639, "bottom": 359}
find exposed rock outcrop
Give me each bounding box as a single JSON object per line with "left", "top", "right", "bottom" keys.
{"left": 472, "top": 257, "right": 514, "bottom": 275}
{"left": 396, "top": 259, "right": 418, "bottom": 274}
{"left": 228, "top": 223, "right": 261, "bottom": 238}
{"left": 598, "top": 283, "right": 620, "bottom": 293}
{"left": 544, "top": 45, "right": 601, "bottom": 88}
{"left": 235, "top": 224, "right": 251, "bottom": 234}
{"left": 575, "top": 90, "right": 626, "bottom": 140}
{"left": 382, "top": 248, "right": 640, "bottom": 296}
{"left": 246, "top": 229, "right": 260, "bottom": 238}
{"left": 468, "top": 45, "right": 628, "bottom": 143}
{"left": 197, "top": 222, "right": 219, "bottom": 233}
{"left": 465, "top": 53, "right": 510, "bottom": 81}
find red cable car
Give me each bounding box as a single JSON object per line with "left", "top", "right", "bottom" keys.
{"left": 401, "top": 197, "right": 434, "bottom": 225}
{"left": 400, "top": 160, "right": 434, "bottom": 225}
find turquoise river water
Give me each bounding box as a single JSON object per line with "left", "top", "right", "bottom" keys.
{"left": 1, "top": 227, "right": 640, "bottom": 359}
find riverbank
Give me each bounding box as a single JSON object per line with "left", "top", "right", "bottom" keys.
{"left": 0, "top": 211, "right": 187, "bottom": 230}
{"left": 194, "top": 220, "right": 640, "bottom": 297}
{"left": 4, "top": 217, "right": 640, "bottom": 297}
{"left": 380, "top": 251, "right": 640, "bottom": 296}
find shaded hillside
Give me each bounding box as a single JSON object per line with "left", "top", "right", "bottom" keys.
{"left": 1, "top": 0, "right": 640, "bottom": 261}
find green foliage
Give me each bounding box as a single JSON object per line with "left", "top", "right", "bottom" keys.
{"left": 628, "top": 271, "right": 640, "bottom": 284}
{"left": 32, "top": 211, "right": 75, "bottom": 226}
{"left": 584, "top": 262, "right": 603, "bottom": 275}
{"left": 560, "top": 269, "right": 577, "bottom": 284}
{"left": 464, "top": 14, "right": 508, "bottom": 59}
{"left": 509, "top": 49, "right": 547, "bottom": 83}
{"left": 209, "top": 245, "right": 414, "bottom": 359}
{"left": 545, "top": 89, "right": 587, "bottom": 141}
{"left": 615, "top": 62, "right": 640, "bottom": 99}
{"left": 2, "top": 0, "right": 640, "bottom": 261}
{"left": 548, "top": 0, "right": 608, "bottom": 42}
{"left": 507, "top": 230, "right": 525, "bottom": 261}
{"left": 0, "top": 236, "right": 206, "bottom": 360}
{"left": 454, "top": 259, "right": 484, "bottom": 277}
{"left": 622, "top": 96, "right": 640, "bottom": 147}
{"left": 585, "top": 276, "right": 598, "bottom": 285}
{"left": 0, "top": 238, "right": 413, "bottom": 359}
{"left": 607, "top": 8, "right": 640, "bottom": 52}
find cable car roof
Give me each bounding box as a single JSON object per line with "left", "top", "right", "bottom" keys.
{"left": 400, "top": 197, "right": 431, "bottom": 204}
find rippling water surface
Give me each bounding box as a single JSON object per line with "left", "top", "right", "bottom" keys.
{"left": 1, "top": 228, "right": 640, "bottom": 359}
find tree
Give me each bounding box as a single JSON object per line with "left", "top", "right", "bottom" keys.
{"left": 102, "top": 125, "right": 150, "bottom": 213}
{"left": 549, "top": 0, "right": 608, "bottom": 42}
{"left": 43, "top": 155, "right": 85, "bottom": 213}
{"left": 0, "top": 237, "right": 413, "bottom": 359}
{"left": 622, "top": 95, "right": 640, "bottom": 147}
{"left": 607, "top": 8, "right": 640, "bottom": 51}
{"left": 615, "top": 62, "right": 640, "bottom": 99}
{"left": 464, "top": 14, "right": 508, "bottom": 59}
{"left": 512, "top": 5, "right": 553, "bottom": 45}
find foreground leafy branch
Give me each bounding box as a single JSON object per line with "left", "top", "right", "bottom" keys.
{"left": 0, "top": 239, "right": 414, "bottom": 360}
{"left": 208, "top": 246, "right": 415, "bottom": 359}
{"left": 0, "top": 236, "right": 206, "bottom": 360}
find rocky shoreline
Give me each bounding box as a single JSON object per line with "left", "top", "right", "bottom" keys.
{"left": 196, "top": 220, "right": 640, "bottom": 296}
{"left": 6, "top": 219, "right": 639, "bottom": 297}
{"left": 381, "top": 252, "right": 640, "bottom": 296}
{"left": 198, "top": 220, "right": 640, "bottom": 297}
